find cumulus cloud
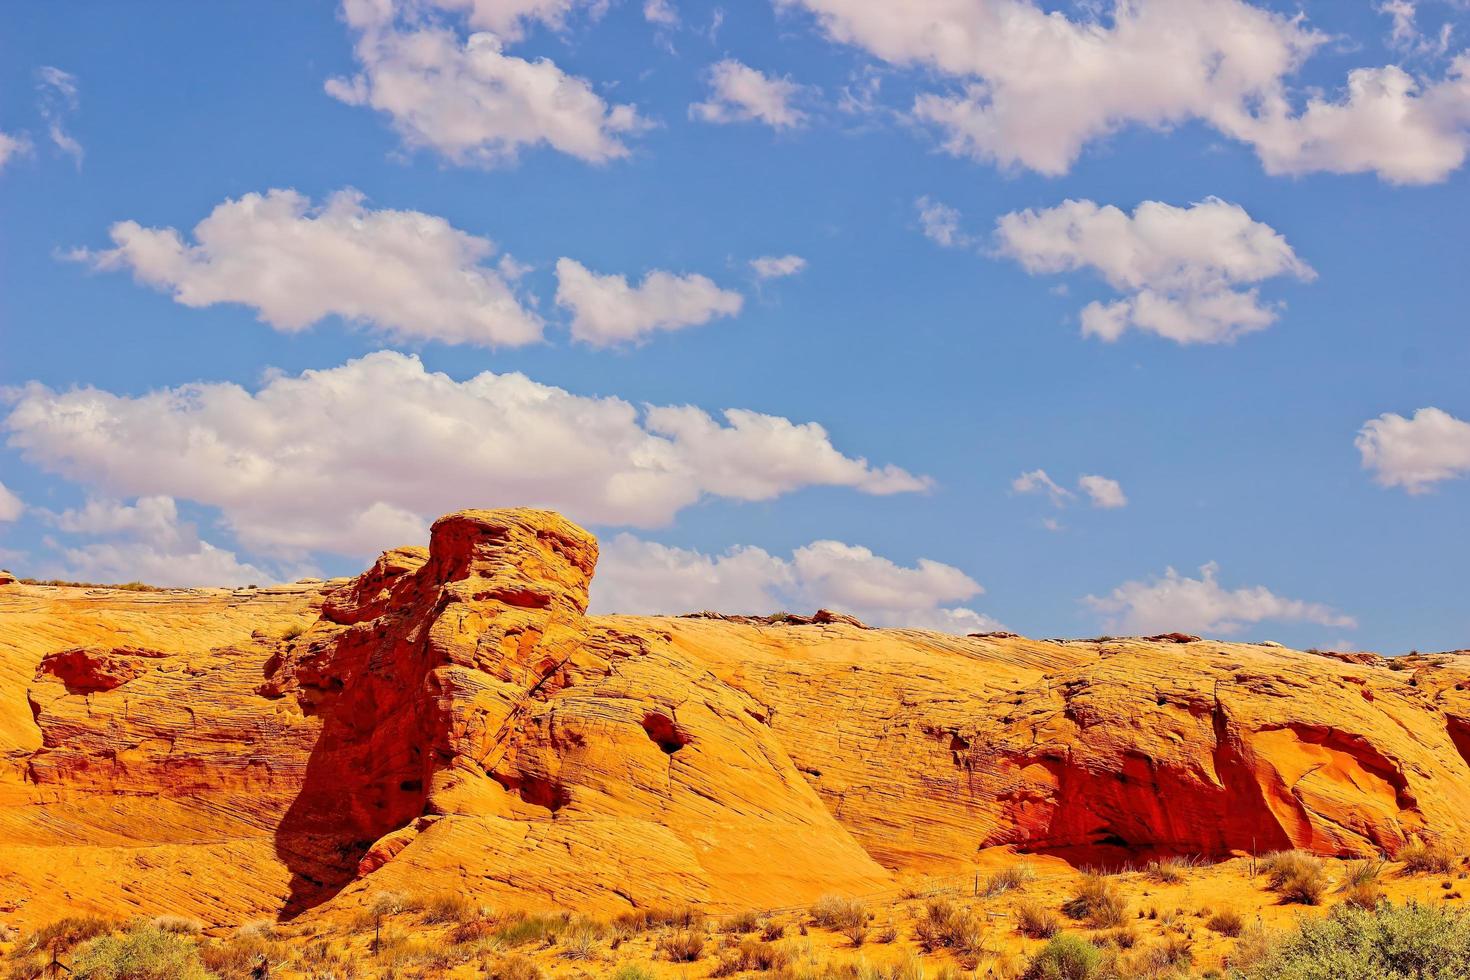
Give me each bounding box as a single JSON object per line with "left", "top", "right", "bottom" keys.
{"left": 327, "top": 0, "right": 646, "bottom": 166}
{"left": 591, "top": 533, "right": 999, "bottom": 633}
{"left": 690, "top": 59, "right": 809, "bottom": 129}
{"left": 0, "top": 131, "right": 32, "bottom": 172}
{"left": 995, "top": 198, "right": 1314, "bottom": 345}
{"left": 4, "top": 351, "right": 929, "bottom": 559}
{"left": 779, "top": 0, "right": 1470, "bottom": 184}
{"left": 1078, "top": 475, "right": 1127, "bottom": 509}
{"left": 1357, "top": 406, "right": 1470, "bottom": 492}
{"left": 36, "top": 66, "right": 82, "bottom": 166}
{"left": 916, "top": 196, "right": 971, "bottom": 249}
{"left": 749, "top": 254, "right": 807, "bottom": 280}
{"left": 1237, "top": 58, "right": 1470, "bottom": 183}
{"left": 43, "top": 496, "right": 271, "bottom": 588}
{"left": 555, "top": 257, "right": 743, "bottom": 345}
{"left": 74, "top": 188, "right": 542, "bottom": 347}
{"left": 0, "top": 481, "right": 23, "bottom": 522}
{"left": 1085, "top": 562, "right": 1357, "bottom": 636}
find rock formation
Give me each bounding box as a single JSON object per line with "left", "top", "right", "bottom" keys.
{"left": 2, "top": 508, "right": 1469, "bottom": 929}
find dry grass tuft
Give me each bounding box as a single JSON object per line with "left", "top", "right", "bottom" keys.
{"left": 1063, "top": 873, "right": 1130, "bottom": 927}
{"left": 1206, "top": 908, "right": 1245, "bottom": 936}
{"left": 1260, "top": 851, "right": 1329, "bottom": 905}
{"left": 809, "top": 895, "right": 868, "bottom": 931}
{"left": 983, "top": 862, "right": 1036, "bottom": 897}
{"left": 658, "top": 928, "right": 706, "bottom": 963}
{"left": 1398, "top": 839, "right": 1460, "bottom": 875}
{"left": 1015, "top": 900, "right": 1061, "bottom": 939}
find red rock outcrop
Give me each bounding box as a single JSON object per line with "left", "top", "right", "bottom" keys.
{"left": 2, "top": 508, "right": 1468, "bottom": 929}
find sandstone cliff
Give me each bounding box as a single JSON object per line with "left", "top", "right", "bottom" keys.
{"left": 2, "top": 509, "right": 1468, "bottom": 928}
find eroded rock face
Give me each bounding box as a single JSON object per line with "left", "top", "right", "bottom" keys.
{"left": 3, "top": 508, "right": 1469, "bottom": 928}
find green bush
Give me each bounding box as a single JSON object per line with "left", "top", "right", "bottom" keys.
{"left": 1243, "top": 901, "right": 1470, "bottom": 979}
{"left": 1023, "top": 934, "right": 1105, "bottom": 980}
{"left": 72, "top": 925, "right": 209, "bottom": 980}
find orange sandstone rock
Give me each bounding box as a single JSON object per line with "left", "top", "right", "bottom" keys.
{"left": 1, "top": 508, "right": 1468, "bottom": 930}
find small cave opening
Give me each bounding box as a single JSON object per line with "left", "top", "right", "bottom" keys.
{"left": 642, "top": 712, "right": 692, "bottom": 754}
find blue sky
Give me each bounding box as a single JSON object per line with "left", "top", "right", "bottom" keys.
{"left": 1, "top": 0, "right": 1468, "bottom": 652}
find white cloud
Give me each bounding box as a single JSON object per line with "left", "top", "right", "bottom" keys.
{"left": 0, "top": 481, "right": 23, "bottom": 522}
{"left": 75, "top": 188, "right": 542, "bottom": 347}
{"left": 420, "top": 0, "right": 598, "bottom": 41}
{"left": 1380, "top": 1, "right": 1453, "bottom": 59}
{"left": 749, "top": 254, "right": 807, "bottom": 279}
{"left": 643, "top": 0, "right": 677, "bottom": 26}
{"left": 1012, "top": 469, "right": 1074, "bottom": 506}
{"left": 1235, "top": 58, "right": 1470, "bottom": 183}
{"left": 36, "top": 66, "right": 82, "bottom": 166}
{"left": 591, "top": 533, "right": 999, "bottom": 633}
{"left": 555, "top": 257, "right": 743, "bottom": 345}
{"left": 780, "top": 0, "right": 1470, "bottom": 184}
{"left": 1357, "top": 406, "right": 1470, "bottom": 492}
{"left": 4, "top": 351, "right": 929, "bottom": 559}
{"left": 915, "top": 196, "right": 970, "bottom": 248}
{"left": 327, "top": 2, "right": 646, "bottom": 166}
{"left": 1085, "top": 562, "right": 1357, "bottom": 636}
{"left": 0, "top": 131, "right": 32, "bottom": 172}
{"left": 690, "top": 59, "right": 809, "bottom": 129}
{"left": 44, "top": 496, "right": 271, "bottom": 588}
{"left": 1016, "top": 469, "right": 1127, "bottom": 511}
{"left": 995, "top": 198, "right": 1314, "bottom": 345}
{"left": 1078, "top": 474, "right": 1127, "bottom": 509}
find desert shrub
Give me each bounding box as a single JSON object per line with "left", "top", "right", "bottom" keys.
{"left": 1205, "top": 908, "right": 1244, "bottom": 937}
{"left": 450, "top": 915, "right": 497, "bottom": 945}
{"left": 913, "top": 899, "right": 985, "bottom": 966}
{"left": 1242, "top": 900, "right": 1470, "bottom": 979}
{"left": 810, "top": 896, "right": 867, "bottom": 931}
{"left": 1063, "top": 874, "right": 1129, "bottom": 927}
{"left": 72, "top": 924, "right": 209, "bottom": 980}
{"left": 558, "top": 922, "right": 603, "bottom": 961}
{"left": 1339, "top": 882, "right": 1382, "bottom": 910}
{"left": 197, "top": 931, "right": 286, "bottom": 978}
{"left": 1023, "top": 934, "right": 1105, "bottom": 980}
{"left": 611, "top": 968, "right": 656, "bottom": 980}
{"left": 1134, "top": 933, "right": 1192, "bottom": 972}
{"left": 488, "top": 954, "right": 544, "bottom": 980}
{"left": 984, "top": 863, "right": 1037, "bottom": 897}
{"left": 709, "top": 937, "right": 791, "bottom": 976}
{"left": 421, "top": 892, "right": 476, "bottom": 924}
{"left": 1260, "top": 851, "right": 1328, "bottom": 905}
{"left": 842, "top": 920, "right": 868, "bottom": 947}
{"left": 761, "top": 920, "right": 786, "bottom": 942}
{"left": 1340, "top": 858, "right": 1385, "bottom": 888}
{"left": 17, "top": 916, "right": 115, "bottom": 956}
{"left": 874, "top": 922, "right": 898, "bottom": 944}
{"left": 659, "top": 929, "right": 706, "bottom": 962}
{"left": 618, "top": 904, "right": 703, "bottom": 932}
{"left": 494, "top": 914, "right": 565, "bottom": 948}
{"left": 145, "top": 917, "right": 202, "bottom": 937}
{"left": 725, "top": 909, "right": 762, "bottom": 934}
{"left": 1144, "top": 858, "right": 1187, "bottom": 884}
{"left": 1398, "top": 839, "right": 1460, "bottom": 875}
{"left": 1103, "top": 927, "right": 1137, "bottom": 950}
{"left": 1016, "top": 900, "right": 1062, "bottom": 939}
